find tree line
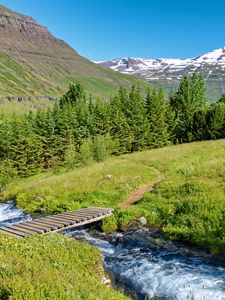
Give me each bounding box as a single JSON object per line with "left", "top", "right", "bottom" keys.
{"left": 0, "top": 73, "right": 225, "bottom": 188}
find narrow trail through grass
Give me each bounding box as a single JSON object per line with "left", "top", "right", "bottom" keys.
{"left": 119, "top": 167, "right": 164, "bottom": 208}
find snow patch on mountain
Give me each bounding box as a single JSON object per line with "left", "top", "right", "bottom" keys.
{"left": 97, "top": 47, "right": 225, "bottom": 81}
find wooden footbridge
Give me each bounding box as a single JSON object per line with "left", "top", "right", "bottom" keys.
{"left": 0, "top": 207, "right": 113, "bottom": 238}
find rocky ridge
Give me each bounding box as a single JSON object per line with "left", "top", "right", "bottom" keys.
{"left": 98, "top": 47, "right": 225, "bottom": 101}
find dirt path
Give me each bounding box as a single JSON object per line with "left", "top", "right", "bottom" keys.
{"left": 119, "top": 167, "right": 163, "bottom": 209}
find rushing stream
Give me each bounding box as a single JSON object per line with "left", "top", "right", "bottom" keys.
{"left": 0, "top": 202, "right": 225, "bottom": 300}
{"left": 0, "top": 201, "right": 30, "bottom": 225}
{"left": 68, "top": 228, "right": 225, "bottom": 300}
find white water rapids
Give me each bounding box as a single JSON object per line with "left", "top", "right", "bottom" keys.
{"left": 0, "top": 201, "right": 30, "bottom": 225}
{"left": 69, "top": 229, "right": 225, "bottom": 300}
{"left": 0, "top": 202, "right": 225, "bottom": 300}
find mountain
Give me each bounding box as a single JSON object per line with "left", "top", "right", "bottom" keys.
{"left": 0, "top": 5, "right": 149, "bottom": 97}
{"left": 98, "top": 48, "right": 225, "bottom": 101}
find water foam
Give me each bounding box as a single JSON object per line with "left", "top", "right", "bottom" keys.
{"left": 0, "top": 202, "right": 30, "bottom": 225}
{"left": 71, "top": 229, "right": 225, "bottom": 300}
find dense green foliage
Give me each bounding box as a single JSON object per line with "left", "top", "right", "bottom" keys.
{"left": 3, "top": 73, "right": 224, "bottom": 184}
{"left": 170, "top": 73, "right": 225, "bottom": 143}
{"left": 0, "top": 233, "right": 129, "bottom": 299}
{"left": 0, "top": 82, "right": 171, "bottom": 188}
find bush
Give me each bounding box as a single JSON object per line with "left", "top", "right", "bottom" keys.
{"left": 79, "top": 139, "right": 93, "bottom": 166}
{"left": 64, "top": 140, "right": 78, "bottom": 170}
{"left": 92, "top": 135, "right": 114, "bottom": 162}
{"left": 101, "top": 214, "right": 118, "bottom": 232}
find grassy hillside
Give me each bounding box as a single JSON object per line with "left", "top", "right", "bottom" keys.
{"left": 0, "top": 97, "right": 55, "bottom": 116}
{"left": 2, "top": 139, "right": 225, "bottom": 254}
{"left": 0, "top": 51, "right": 150, "bottom": 98}
{"left": 0, "top": 5, "right": 151, "bottom": 98}
{"left": 153, "top": 77, "right": 222, "bottom": 102}
{"left": 0, "top": 233, "right": 129, "bottom": 300}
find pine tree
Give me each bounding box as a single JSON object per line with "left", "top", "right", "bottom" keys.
{"left": 192, "top": 108, "right": 207, "bottom": 141}
{"left": 206, "top": 103, "right": 225, "bottom": 139}
{"left": 59, "top": 82, "right": 86, "bottom": 108}
{"left": 217, "top": 94, "right": 225, "bottom": 104}
{"left": 171, "top": 73, "right": 207, "bottom": 142}
{"left": 9, "top": 120, "right": 43, "bottom": 177}
{"left": 121, "top": 85, "right": 149, "bottom": 152}
{"left": 145, "top": 88, "right": 169, "bottom": 148}
{"left": 33, "top": 109, "right": 60, "bottom": 169}
{"left": 91, "top": 98, "right": 110, "bottom": 136}
{"left": 109, "top": 93, "right": 132, "bottom": 154}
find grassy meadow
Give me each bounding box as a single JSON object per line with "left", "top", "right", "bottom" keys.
{"left": 0, "top": 98, "right": 55, "bottom": 116}
{"left": 2, "top": 139, "right": 225, "bottom": 254}
{"left": 0, "top": 233, "right": 129, "bottom": 300}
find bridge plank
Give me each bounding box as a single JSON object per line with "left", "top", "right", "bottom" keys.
{"left": 61, "top": 211, "right": 102, "bottom": 218}
{"left": 0, "top": 226, "right": 27, "bottom": 237}
{"left": 0, "top": 207, "right": 113, "bottom": 238}
{"left": 30, "top": 219, "right": 63, "bottom": 230}
{"left": 14, "top": 223, "right": 46, "bottom": 234}
{"left": 41, "top": 216, "right": 75, "bottom": 225}
{"left": 47, "top": 214, "right": 91, "bottom": 222}
{"left": 18, "top": 222, "right": 52, "bottom": 232}
{"left": 0, "top": 229, "right": 22, "bottom": 238}
{"left": 4, "top": 225, "right": 39, "bottom": 235}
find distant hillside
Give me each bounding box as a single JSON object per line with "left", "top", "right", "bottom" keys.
{"left": 0, "top": 5, "right": 150, "bottom": 97}
{"left": 98, "top": 48, "right": 225, "bottom": 101}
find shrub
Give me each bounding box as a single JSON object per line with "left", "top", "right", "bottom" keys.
{"left": 92, "top": 135, "right": 114, "bottom": 162}
{"left": 79, "top": 139, "right": 93, "bottom": 166}
{"left": 101, "top": 214, "right": 118, "bottom": 232}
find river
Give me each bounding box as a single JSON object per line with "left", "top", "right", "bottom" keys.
{"left": 1, "top": 202, "right": 225, "bottom": 300}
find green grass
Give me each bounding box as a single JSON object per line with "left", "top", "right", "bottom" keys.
{"left": 4, "top": 158, "right": 156, "bottom": 214}
{"left": 0, "top": 99, "right": 54, "bottom": 116}
{"left": 0, "top": 51, "right": 150, "bottom": 100}
{"left": 0, "top": 52, "right": 56, "bottom": 96}
{"left": 0, "top": 233, "right": 129, "bottom": 300}
{"left": 3, "top": 139, "right": 225, "bottom": 254}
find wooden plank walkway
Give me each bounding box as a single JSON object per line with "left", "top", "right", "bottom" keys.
{"left": 0, "top": 207, "right": 113, "bottom": 238}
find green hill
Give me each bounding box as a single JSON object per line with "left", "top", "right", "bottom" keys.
{"left": 0, "top": 5, "right": 150, "bottom": 98}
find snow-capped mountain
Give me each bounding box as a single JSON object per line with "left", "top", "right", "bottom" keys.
{"left": 97, "top": 47, "right": 225, "bottom": 101}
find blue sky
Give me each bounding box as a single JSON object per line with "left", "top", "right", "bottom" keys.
{"left": 1, "top": 0, "right": 225, "bottom": 61}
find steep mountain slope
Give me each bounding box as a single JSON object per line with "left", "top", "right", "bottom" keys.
{"left": 0, "top": 5, "right": 149, "bottom": 97}
{"left": 98, "top": 48, "right": 225, "bottom": 101}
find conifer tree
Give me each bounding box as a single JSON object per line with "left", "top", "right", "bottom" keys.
{"left": 59, "top": 82, "right": 86, "bottom": 108}
{"left": 145, "top": 88, "right": 169, "bottom": 148}
{"left": 206, "top": 103, "right": 225, "bottom": 139}
{"left": 109, "top": 94, "right": 132, "bottom": 153}
{"left": 33, "top": 109, "right": 60, "bottom": 169}
{"left": 171, "top": 73, "right": 207, "bottom": 142}
{"left": 192, "top": 108, "right": 207, "bottom": 141}
{"left": 121, "top": 85, "right": 149, "bottom": 152}
{"left": 10, "top": 121, "right": 43, "bottom": 176}
{"left": 91, "top": 98, "right": 110, "bottom": 136}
